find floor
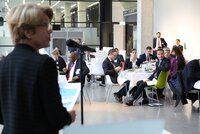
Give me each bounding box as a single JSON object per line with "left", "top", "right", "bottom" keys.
{"left": 71, "top": 83, "right": 200, "bottom": 134}
{"left": 0, "top": 82, "right": 200, "bottom": 134}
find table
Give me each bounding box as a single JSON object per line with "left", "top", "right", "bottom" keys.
{"left": 118, "top": 69, "right": 152, "bottom": 87}
{"left": 58, "top": 75, "right": 81, "bottom": 111}
{"left": 194, "top": 80, "right": 200, "bottom": 89}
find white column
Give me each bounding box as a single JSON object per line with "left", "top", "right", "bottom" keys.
{"left": 55, "top": 8, "right": 62, "bottom": 25}
{"left": 77, "top": 2, "right": 87, "bottom": 27}
{"left": 64, "top": 3, "right": 71, "bottom": 28}
{"left": 137, "top": 0, "right": 153, "bottom": 55}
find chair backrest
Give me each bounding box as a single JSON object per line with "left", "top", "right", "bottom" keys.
{"left": 119, "top": 50, "right": 126, "bottom": 60}
{"left": 90, "top": 61, "right": 104, "bottom": 75}
{"left": 105, "top": 75, "right": 113, "bottom": 85}
{"left": 155, "top": 71, "right": 169, "bottom": 89}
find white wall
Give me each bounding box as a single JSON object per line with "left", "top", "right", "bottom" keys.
{"left": 153, "top": 0, "right": 200, "bottom": 60}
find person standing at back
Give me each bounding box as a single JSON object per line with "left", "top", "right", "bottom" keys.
{"left": 173, "top": 39, "right": 183, "bottom": 52}
{"left": 153, "top": 32, "right": 167, "bottom": 50}
{"left": 0, "top": 3, "right": 75, "bottom": 134}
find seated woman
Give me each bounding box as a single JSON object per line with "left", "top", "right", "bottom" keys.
{"left": 125, "top": 48, "right": 141, "bottom": 70}
{"left": 52, "top": 47, "right": 66, "bottom": 72}
{"left": 171, "top": 46, "right": 186, "bottom": 71}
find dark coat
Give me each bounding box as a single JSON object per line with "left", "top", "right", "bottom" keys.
{"left": 113, "top": 54, "right": 124, "bottom": 67}
{"left": 181, "top": 59, "right": 200, "bottom": 93}
{"left": 67, "top": 59, "right": 89, "bottom": 83}
{"left": 153, "top": 37, "right": 167, "bottom": 49}
{"left": 102, "top": 57, "right": 118, "bottom": 83}
{"left": 148, "top": 57, "right": 170, "bottom": 80}
{"left": 124, "top": 58, "right": 141, "bottom": 69}
{"left": 139, "top": 53, "right": 157, "bottom": 63}
{"left": 55, "top": 56, "right": 66, "bottom": 71}
{"left": 0, "top": 44, "right": 72, "bottom": 134}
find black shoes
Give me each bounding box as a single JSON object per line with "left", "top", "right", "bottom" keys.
{"left": 113, "top": 93, "right": 123, "bottom": 103}
{"left": 125, "top": 100, "right": 133, "bottom": 106}
{"left": 138, "top": 99, "right": 149, "bottom": 105}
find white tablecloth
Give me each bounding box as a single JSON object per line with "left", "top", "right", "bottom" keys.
{"left": 193, "top": 80, "right": 200, "bottom": 89}
{"left": 58, "top": 75, "right": 81, "bottom": 111}
{"left": 118, "top": 69, "right": 152, "bottom": 87}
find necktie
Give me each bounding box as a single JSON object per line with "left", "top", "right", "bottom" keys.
{"left": 158, "top": 38, "right": 161, "bottom": 47}
{"left": 66, "top": 62, "right": 74, "bottom": 80}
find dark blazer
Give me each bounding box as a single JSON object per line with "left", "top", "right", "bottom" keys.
{"left": 102, "top": 57, "right": 118, "bottom": 83}
{"left": 67, "top": 59, "right": 89, "bottom": 83}
{"left": 148, "top": 57, "right": 170, "bottom": 80}
{"left": 153, "top": 37, "right": 167, "bottom": 49}
{"left": 55, "top": 56, "right": 66, "bottom": 71}
{"left": 181, "top": 59, "right": 200, "bottom": 93}
{"left": 0, "top": 44, "right": 72, "bottom": 134}
{"left": 125, "top": 58, "right": 141, "bottom": 69}
{"left": 113, "top": 54, "right": 124, "bottom": 67}
{"left": 173, "top": 45, "right": 183, "bottom": 52}
{"left": 139, "top": 53, "right": 157, "bottom": 63}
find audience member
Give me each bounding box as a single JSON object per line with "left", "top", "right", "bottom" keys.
{"left": 173, "top": 39, "right": 183, "bottom": 52}
{"left": 102, "top": 49, "right": 130, "bottom": 103}
{"left": 52, "top": 47, "right": 66, "bottom": 72}
{"left": 139, "top": 46, "right": 156, "bottom": 64}
{"left": 171, "top": 46, "right": 186, "bottom": 71}
{"left": 113, "top": 48, "right": 125, "bottom": 67}
{"left": 125, "top": 48, "right": 141, "bottom": 69}
{"left": 153, "top": 32, "right": 167, "bottom": 50}
{"left": 181, "top": 59, "right": 200, "bottom": 103}
{"left": 0, "top": 3, "right": 76, "bottom": 133}
{"left": 163, "top": 47, "right": 177, "bottom": 79}
{"left": 66, "top": 52, "right": 89, "bottom": 86}
{"left": 125, "top": 49, "right": 170, "bottom": 106}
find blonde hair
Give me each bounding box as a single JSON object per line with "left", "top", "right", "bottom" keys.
{"left": 6, "top": 3, "right": 53, "bottom": 43}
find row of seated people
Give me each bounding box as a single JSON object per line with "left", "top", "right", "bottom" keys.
{"left": 102, "top": 48, "right": 171, "bottom": 105}
{"left": 102, "top": 45, "right": 190, "bottom": 106}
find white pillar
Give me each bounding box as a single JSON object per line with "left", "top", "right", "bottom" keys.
{"left": 55, "top": 8, "right": 62, "bottom": 25}
{"left": 64, "top": 3, "right": 71, "bottom": 28}
{"left": 137, "top": 0, "right": 153, "bottom": 55}
{"left": 77, "top": 2, "right": 87, "bottom": 27}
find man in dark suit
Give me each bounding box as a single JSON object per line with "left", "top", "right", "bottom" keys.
{"left": 181, "top": 59, "right": 200, "bottom": 94}
{"left": 125, "top": 48, "right": 141, "bottom": 69}
{"left": 139, "top": 46, "right": 157, "bottom": 64}
{"left": 125, "top": 48, "right": 170, "bottom": 106}
{"left": 113, "top": 48, "right": 125, "bottom": 67}
{"left": 102, "top": 49, "right": 130, "bottom": 103}
{"left": 67, "top": 52, "right": 89, "bottom": 86}
{"left": 0, "top": 3, "right": 75, "bottom": 134}
{"left": 153, "top": 32, "right": 167, "bottom": 50}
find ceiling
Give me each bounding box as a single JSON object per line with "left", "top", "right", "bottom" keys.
{"left": 0, "top": 0, "right": 137, "bottom": 18}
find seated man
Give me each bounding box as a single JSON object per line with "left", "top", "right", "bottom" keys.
{"left": 113, "top": 48, "right": 125, "bottom": 67}
{"left": 66, "top": 52, "right": 89, "bottom": 87}
{"left": 102, "top": 48, "right": 130, "bottom": 103}
{"left": 125, "top": 48, "right": 170, "bottom": 106}
{"left": 125, "top": 48, "right": 141, "bottom": 69}
{"left": 139, "top": 46, "right": 157, "bottom": 64}
{"left": 181, "top": 59, "right": 200, "bottom": 103}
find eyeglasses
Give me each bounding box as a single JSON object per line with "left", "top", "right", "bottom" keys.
{"left": 38, "top": 22, "right": 52, "bottom": 30}
{"left": 112, "top": 54, "right": 117, "bottom": 57}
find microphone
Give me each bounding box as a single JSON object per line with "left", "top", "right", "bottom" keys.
{"left": 66, "top": 39, "right": 96, "bottom": 52}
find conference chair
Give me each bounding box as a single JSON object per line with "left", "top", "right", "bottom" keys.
{"left": 144, "top": 71, "right": 169, "bottom": 107}
{"left": 105, "top": 75, "right": 127, "bottom": 103}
